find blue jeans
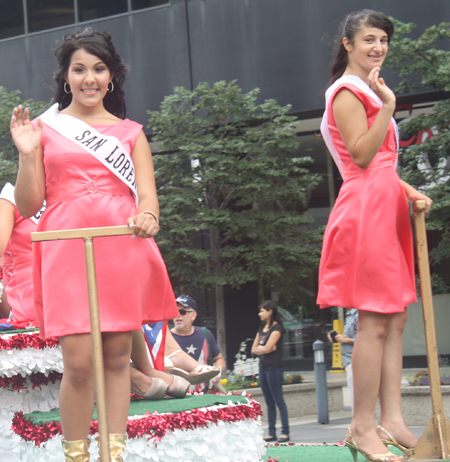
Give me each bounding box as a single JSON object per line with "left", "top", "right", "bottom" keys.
{"left": 259, "top": 368, "right": 289, "bottom": 437}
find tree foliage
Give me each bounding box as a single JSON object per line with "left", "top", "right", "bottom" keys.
{"left": 0, "top": 87, "right": 48, "bottom": 186}
{"left": 148, "top": 81, "right": 322, "bottom": 351}
{"left": 386, "top": 19, "right": 450, "bottom": 292}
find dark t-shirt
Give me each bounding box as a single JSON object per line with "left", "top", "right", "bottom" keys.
{"left": 171, "top": 326, "right": 221, "bottom": 364}
{"left": 257, "top": 323, "right": 284, "bottom": 371}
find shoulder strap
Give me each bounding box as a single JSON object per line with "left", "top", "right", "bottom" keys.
{"left": 201, "top": 327, "right": 214, "bottom": 366}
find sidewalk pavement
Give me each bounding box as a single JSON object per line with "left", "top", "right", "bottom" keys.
{"left": 261, "top": 368, "right": 426, "bottom": 444}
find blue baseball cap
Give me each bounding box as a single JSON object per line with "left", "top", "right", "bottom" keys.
{"left": 176, "top": 295, "right": 197, "bottom": 311}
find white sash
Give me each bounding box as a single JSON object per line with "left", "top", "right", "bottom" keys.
{"left": 40, "top": 104, "right": 138, "bottom": 204}
{"left": 0, "top": 183, "right": 45, "bottom": 224}
{"left": 320, "top": 75, "right": 399, "bottom": 179}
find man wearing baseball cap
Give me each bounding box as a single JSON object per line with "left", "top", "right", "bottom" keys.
{"left": 171, "top": 295, "right": 225, "bottom": 387}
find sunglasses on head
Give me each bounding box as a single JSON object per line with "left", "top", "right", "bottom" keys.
{"left": 178, "top": 308, "right": 195, "bottom": 315}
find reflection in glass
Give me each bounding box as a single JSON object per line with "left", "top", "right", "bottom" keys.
{"left": 132, "top": 0, "right": 169, "bottom": 10}
{"left": 0, "top": 1, "right": 25, "bottom": 39}
{"left": 78, "top": 0, "right": 128, "bottom": 22}
{"left": 27, "top": 0, "right": 74, "bottom": 33}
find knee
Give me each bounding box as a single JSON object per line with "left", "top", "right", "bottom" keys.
{"left": 358, "top": 316, "right": 390, "bottom": 342}
{"left": 63, "top": 357, "right": 94, "bottom": 387}
{"left": 103, "top": 347, "right": 131, "bottom": 374}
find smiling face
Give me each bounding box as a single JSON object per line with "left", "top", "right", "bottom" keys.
{"left": 344, "top": 26, "right": 389, "bottom": 76}
{"left": 65, "top": 48, "right": 112, "bottom": 110}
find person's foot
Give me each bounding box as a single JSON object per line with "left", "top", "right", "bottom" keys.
{"left": 377, "top": 424, "right": 418, "bottom": 451}
{"left": 130, "top": 366, "right": 174, "bottom": 394}
{"left": 278, "top": 435, "right": 289, "bottom": 443}
{"left": 347, "top": 426, "right": 403, "bottom": 461}
{"left": 146, "top": 367, "right": 175, "bottom": 387}
{"left": 131, "top": 377, "right": 168, "bottom": 400}
{"left": 263, "top": 435, "right": 277, "bottom": 442}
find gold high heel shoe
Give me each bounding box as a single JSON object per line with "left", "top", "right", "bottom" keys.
{"left": 61, "top": 439, "right": 91, "bottom": 462}
{"left": 97, "top": 433, "right": 126, "bottom": 462}
{"left": 378, "top": 425, "right": 415, "bottom": 458}
{"left": 344, "top": 428, "right": 403, "bottom": 462}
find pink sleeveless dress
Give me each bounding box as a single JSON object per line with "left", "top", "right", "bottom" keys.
{"left": 0, "top": 184, "right": 38, "bottom": 327}
{"left": 33, "top": 118, "right": 178, "bottom": 339}
{"left": 317, "top": 80, "right": 416, "bottom": 313}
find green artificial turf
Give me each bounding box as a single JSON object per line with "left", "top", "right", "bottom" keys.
{"left": 263, "top": 445, "right": 416, "bottom": 462}
{"left": 24, "top": 393, "right": 250, "bottom": 425}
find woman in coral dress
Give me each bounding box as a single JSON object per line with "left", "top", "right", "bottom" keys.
{"left": 0, "top": 182, "right": 41, "bottom": 327}
{"left": 11, "top": 28, "right": 178, "bottom": 461}
{"left": 317, "top": 10, "right": 432, "bottom": 462}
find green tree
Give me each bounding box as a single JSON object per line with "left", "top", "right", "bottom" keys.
{"left": 0, "top": 87, "right": 48, "bottom": 186}
{"left": 386, "top": 19, "right": 450, "bottom": 292}
{"left": 148, "top": 81, "right": 322, "bottom": 356}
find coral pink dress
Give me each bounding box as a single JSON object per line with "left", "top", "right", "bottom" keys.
{"left": 0, "top": 183, "right": 38, "bottom": 327}
{"left": 317, "top": 76, "right": 416, "bottom": 313}
{"left": 33, "top": 118, "right": 178, "bottom": 339}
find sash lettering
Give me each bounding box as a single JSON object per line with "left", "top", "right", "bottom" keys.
{"left": 39, "top": 104, "right": 138, "bottom": 203}
{"left": 0, "top": 182, "right": 45, "bottom": 224}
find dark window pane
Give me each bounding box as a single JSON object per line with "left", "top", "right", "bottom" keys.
{"left": 132, "top": 0, "right": 169, "bottom": 10}
{"left": 27, "top": 0, "right": 74, "bottom": 33}
{"left": 0, "top": 1, "right": 25, "bottom": 39}
{"left": 78, "top": 0, "right": 128, "bottom": 22}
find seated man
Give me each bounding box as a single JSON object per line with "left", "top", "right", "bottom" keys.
{"left": 170, "top": 295, "right": 225, "bottom": 389}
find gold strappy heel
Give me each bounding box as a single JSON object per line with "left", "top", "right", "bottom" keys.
{"left": 344, "top": 428, "right": 404, "bottom": 462}
{"left": 378, "top": 425, "right": 415, "bottom": 458}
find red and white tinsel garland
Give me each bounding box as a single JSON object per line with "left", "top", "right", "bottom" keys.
{"left": 11, "top": 399, "right": 266, "bottom": 462}
{"left": 0, "top": 332, "right": 62, "bottom": 378}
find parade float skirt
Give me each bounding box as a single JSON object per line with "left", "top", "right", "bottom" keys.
{"left": 0, "top": 329, "right": 265, "bottom": 462}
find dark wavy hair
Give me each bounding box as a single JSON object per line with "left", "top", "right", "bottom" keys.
{"left": 52, "top": 28, "right": 129, "bottom": 119}
{"left": 329, "top": 10, "right": 394, "bottom": 85}
{"left": 259, "top": 300, "right": 285, "bottom": 332}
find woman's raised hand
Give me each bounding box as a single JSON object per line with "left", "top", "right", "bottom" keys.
{"left": 10, "top": 106, "right": 43, "bottom": 156}
{"left": 368, "top": 67, "right": 396, "bottom": 108}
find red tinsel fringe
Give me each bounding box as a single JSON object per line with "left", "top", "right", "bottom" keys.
{"left": 0, "top": 333, "right": 59, "bottom": 351}
{"left": 0, "top": 371, "right": 62, "bottom": 392}
{"left": 12, "top": 399, "right": 262, "bottom": 447}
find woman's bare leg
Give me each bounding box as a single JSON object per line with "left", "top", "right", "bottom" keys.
{"left": 102, "top": 331, "right": 133, "bottom": 433}
{"left": 59, "top": 334, "right": 95, "bottom": 440}
{"left": 378, "top": 309, "right": 418, "bottom": 448}
{"left": 349, "top": 311, "right": 402, "bottom": 460}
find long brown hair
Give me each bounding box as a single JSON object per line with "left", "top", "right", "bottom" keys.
{"left": 329, "top": 10, "right": 394, "bottom": 86}
{"left": 259, "top": 300, "right": 285, "bottom": 332}
{"left": 52, "top": 28, "right": 129, "bottom": 119}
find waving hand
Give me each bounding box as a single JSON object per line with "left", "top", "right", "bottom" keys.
{"left": 10, "top": 106, "right": 43, "bottom": 156}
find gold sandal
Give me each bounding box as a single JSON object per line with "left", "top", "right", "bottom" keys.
{"left": 378, "top": 425, "right": 415, "bottom": 457}
{"left": 344, "top": 428, "right": 404, "bottom": 462}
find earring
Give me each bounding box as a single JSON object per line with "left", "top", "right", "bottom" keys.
{"left": 64, "top": 82, "right": 71, "bottom": 94}
{"left": 107, "top": 81, "right": 114, "bottom": 93}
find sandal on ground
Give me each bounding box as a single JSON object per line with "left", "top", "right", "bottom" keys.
{"left": 131, "top": 377, "right": 168, "bottom": 400}
{"left": 263, "top": 436, "right": 277, "bottom": 442}
{"left": 277, "top": 435, "right": 290, "bottom": 443}
{"left": 164, "top": 350, "right": 221, "bottom": 385}
{"left": 166, "top": 375, "right": 190, "bottom": 399}
{"left": 344, "top": 428, "right": 403, "bottom": 462}
{"left": 378, "top": 425, "right": 415, "bottom": 458}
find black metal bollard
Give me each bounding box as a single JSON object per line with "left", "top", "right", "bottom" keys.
{"left": 313, "top": 339, "right": 329, "bottom": 424}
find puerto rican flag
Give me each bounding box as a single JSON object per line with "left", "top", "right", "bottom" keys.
{"left": 142, "top": 321, "right": 167, "bottom": 371}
